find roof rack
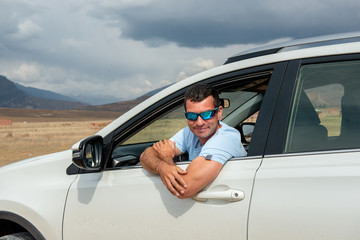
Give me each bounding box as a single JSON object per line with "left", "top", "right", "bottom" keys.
{"left": 224, "top": 31, "right": 360, "bottom": 64}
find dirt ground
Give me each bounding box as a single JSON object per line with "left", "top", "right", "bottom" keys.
{"left": 0, "top": 118, "right": 115, "bottom": 167}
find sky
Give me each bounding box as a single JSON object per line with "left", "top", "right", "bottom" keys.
{"left": 1, "top": 0, "right": 359, "bottom": 104}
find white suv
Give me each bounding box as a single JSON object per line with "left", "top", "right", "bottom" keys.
{"left": 1, "top": 32, "right": 360, "bottom": 240}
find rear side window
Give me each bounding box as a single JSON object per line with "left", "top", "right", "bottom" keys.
{"left": 285, "top": 60, "right": 360, "bottom": 152}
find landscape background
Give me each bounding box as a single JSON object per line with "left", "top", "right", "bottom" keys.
{"left": 0, "top": 75, "right": 150, "bottom": 167}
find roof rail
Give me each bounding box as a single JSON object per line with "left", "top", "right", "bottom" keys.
{"left": 224, "top": 31, "right": 360, "bottom": 64}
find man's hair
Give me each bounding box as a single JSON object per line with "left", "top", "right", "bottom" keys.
{"left": 184, "top": 83, "right": 221, "bottom": 110}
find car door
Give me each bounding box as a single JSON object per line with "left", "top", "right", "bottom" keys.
{"left": 63, "top": 63, "right": 287, "bottom": 240}
{"left": 248, "top": 56, "right": 360, "bottom": 239}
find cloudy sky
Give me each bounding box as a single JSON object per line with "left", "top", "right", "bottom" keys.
{"left": 1, "top": 0, "right": 359, "bottom": 104}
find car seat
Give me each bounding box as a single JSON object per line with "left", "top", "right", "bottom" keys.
{"left": 287, "top": 91, "right": 328, "bottom": 152}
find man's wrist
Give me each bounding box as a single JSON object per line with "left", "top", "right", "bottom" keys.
{"left": 155, "top": 160, "right": 165, "bottom": 173}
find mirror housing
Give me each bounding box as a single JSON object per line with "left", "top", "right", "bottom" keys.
{"left": 72, "top": 135, "right": 103, "bottom": 170}
{"left": 221, "top": 98, "right": 230, "bottom": 108}
{"left": 239, "top": 122, "right": 255, "bottom": 144}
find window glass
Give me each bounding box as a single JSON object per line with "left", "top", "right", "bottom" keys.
{"left": 304, "top": 84, "right": 343, "bottom": 136}
{"left": 123, "top": 106, "right": 187, "bottom": 145}
{"left": 285, "top": 60, "right": 360, "bottom": 153}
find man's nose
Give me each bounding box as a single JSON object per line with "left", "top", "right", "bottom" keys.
{"left": 195, "top": 116, "right": 205, "bottom": 125}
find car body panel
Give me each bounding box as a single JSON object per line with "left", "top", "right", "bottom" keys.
{"left": 248, "top": 150, "right": 360, "bottom": 239}
{"left": 63, "top": 158, "right": 260, "bottom": 239}
{"left": 0, "top": 151, "right": 77, "bottom": 240}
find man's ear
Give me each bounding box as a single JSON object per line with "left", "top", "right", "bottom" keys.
{"left": 217, "top": 106, "right": 223, "bottom": 120}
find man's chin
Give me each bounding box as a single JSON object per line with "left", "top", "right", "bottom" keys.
{"left": 195, "top": 131, "right": 213, "bottom": 141}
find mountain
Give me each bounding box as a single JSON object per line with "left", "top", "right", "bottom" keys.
{"left": 15, "top": 82, "right": 125, "bottom": 106}
{"left": 15, "top": 83, "right": 80, "bottom": 103}
{"left": 70, "top": 85, "right": 169, "bottom": 106}
{"left": 0, "top": 75, "right": 88, "bottom": 110}
{"left": 68, "top": 94, "right": 124, "bottom": 106}
{"left": 76, "top": 85, "right": 169, "bottom": 112}
{"left": 1, "top": 74, "right": 169, "bottom": 111}
{"left": 78, "top": 95, "right": 150, "bottom": 112}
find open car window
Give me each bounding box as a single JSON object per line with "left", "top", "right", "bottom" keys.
{"left": 108, "top": 72, "right": 270, "bottom": 169}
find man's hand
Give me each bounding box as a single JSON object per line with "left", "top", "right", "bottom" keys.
{"left": 140, "top": 139, "right": 187, "bottom": 197}
{"left": 153, "top": 139, "right": 176, "bottom": 162}
{"left": 157, "top": 161, "right": 187, "bottom": 197}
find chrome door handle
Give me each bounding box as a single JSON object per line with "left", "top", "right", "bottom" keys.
{"left": 192, "top": 189, "right": 244, "bottom": 202}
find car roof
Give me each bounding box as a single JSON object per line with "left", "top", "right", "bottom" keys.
{"left": 225, "top": 31, "right": 360, "bottom": 64}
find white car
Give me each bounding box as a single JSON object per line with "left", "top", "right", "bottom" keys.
{"left": 1, "top": 32, "right": 360, "bottom": 240}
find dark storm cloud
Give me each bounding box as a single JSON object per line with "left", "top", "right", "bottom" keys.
{"left": 1, "top": 0, "right": 360, "bottom": 101}
{"left": 96, "top": 0, "right": 360, "bottom": 48}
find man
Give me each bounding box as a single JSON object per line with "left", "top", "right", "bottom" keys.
{"left": 140, "top": 83, "right": 247, "bottom": 199}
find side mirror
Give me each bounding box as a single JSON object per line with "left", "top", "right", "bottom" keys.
{"left": 221, "top": 98, "right": 230, "bottom": 108}
{"left": 72, "top": 135, "right": 103, "bottom": 170}
{"left": 239, "top": 122, "right": 255, "bottom": 144}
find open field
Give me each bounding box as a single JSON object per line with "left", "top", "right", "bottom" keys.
{"left": 0, "top": 119, "right": 117, "bottom": 167}
{"left": 0, "top": 108, "right": 120, "bottom": 167}
{"left": 0, "top": 106, "right": 342, "bottom": 167}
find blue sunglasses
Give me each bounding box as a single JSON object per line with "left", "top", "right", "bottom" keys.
{"left": 184, "top": 107, "right": 219, "bottom": 121}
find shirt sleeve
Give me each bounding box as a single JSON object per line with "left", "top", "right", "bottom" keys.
{"left": 199, "top": 126, "right": 247, "bottom": 165}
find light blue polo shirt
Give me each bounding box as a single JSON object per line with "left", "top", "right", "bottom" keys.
{"left": 170, "top": 121, "right": 247, "bottom": 164}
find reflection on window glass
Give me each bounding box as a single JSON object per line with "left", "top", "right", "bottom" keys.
{"left": 123, "top": 105, "right": 187, "bottom": 145}
{"left": 305, "top": 84, "right": 343, "bottom": 137}
{"left": 286, "top": 60, "right": 360, "bottom": 153}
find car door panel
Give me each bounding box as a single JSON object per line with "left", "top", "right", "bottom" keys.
{"left": 63, "top": 158, "right": 261, "bottom": 239}
{"left": 248, "top": 152, "right": 360, "bottom": 239}
{"left": 249, "top": 56, "right": 360, "bottom": 239}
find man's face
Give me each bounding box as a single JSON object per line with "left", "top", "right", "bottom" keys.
{"left": 185, "top": 96, "right": 223, "bottom": 145}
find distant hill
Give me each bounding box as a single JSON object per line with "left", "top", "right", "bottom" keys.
{"left": 78, "top": 95, "right": 150, "bottom": 112}
{"left": 69, "top": 94, "right": 124, "bottom": 106}
{"left": 15, "top": 83, "right": 81, "bottom": 103}
{"left": 0, "top": 75, "right": 88, "bottom": 110}
{"left": 0, "top": 75, "right": 168, "bottom": 111}
{"left": 75, "top": 85, "right": 167, "bottom": 112}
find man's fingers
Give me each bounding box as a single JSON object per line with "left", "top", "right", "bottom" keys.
{"left": 177, "top": 167, "right": 187, "bottom": 175}
{"left": 175, "top": 168, "right": 187, "bottom": 189}
{"left": 162, "top": 176, "right": 183, "bottom": 197}
{"left": 160, "top": 171, "right": 186, "bottom": 196}
{"left": 153, "top": 140, "right": 163, "bottom": 150}
{"left": 170, "top": 140, "right": 176, "bottom": 149}
{"left": 163, "top": 178, "right": 180, "bottom": 196}
{"left": 158, "top": 161, "right": 187, "bottom": 196}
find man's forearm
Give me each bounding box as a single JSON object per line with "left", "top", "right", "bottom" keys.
{"left": 140, "top": 146, "right": 174, "bottom": 173}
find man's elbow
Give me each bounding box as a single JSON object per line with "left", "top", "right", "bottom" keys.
{"left": 139, "top": 147, "right": 153, "bottom": 170}
{"left": 139, "top": 151, "right": 146, "bottom": 166}
{"left": 177, "top": 187, "right": 200, "bottom": 199}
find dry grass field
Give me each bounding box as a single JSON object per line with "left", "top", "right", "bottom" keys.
{"left": 0, "top": 120, "right": 116, "bottom": 167}
{"left": 0, "top": 106, "right": 342, "bottom": 168}
{"left": 0, "top": 108, "right": 120, "bottom": 167}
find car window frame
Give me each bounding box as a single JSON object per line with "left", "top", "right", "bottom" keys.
{"left": 101, "top": 63, "right": 288, "bottom": 170}
{"left": 265, "top": 53, "right": 360, "bottom": 156}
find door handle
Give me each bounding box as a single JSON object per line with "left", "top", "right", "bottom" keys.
{"left": 192, "top": 189, "right": 244, "bottom": 202}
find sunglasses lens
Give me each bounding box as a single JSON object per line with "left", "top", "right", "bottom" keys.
{"left": 200, "top": 110, "right": 214, "bottom": 120}
{"left": 185, "top": 107, "right": 218, "bottom": 121}
{"left": 185, "top": 112, "right": 198, "bottom": 121}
